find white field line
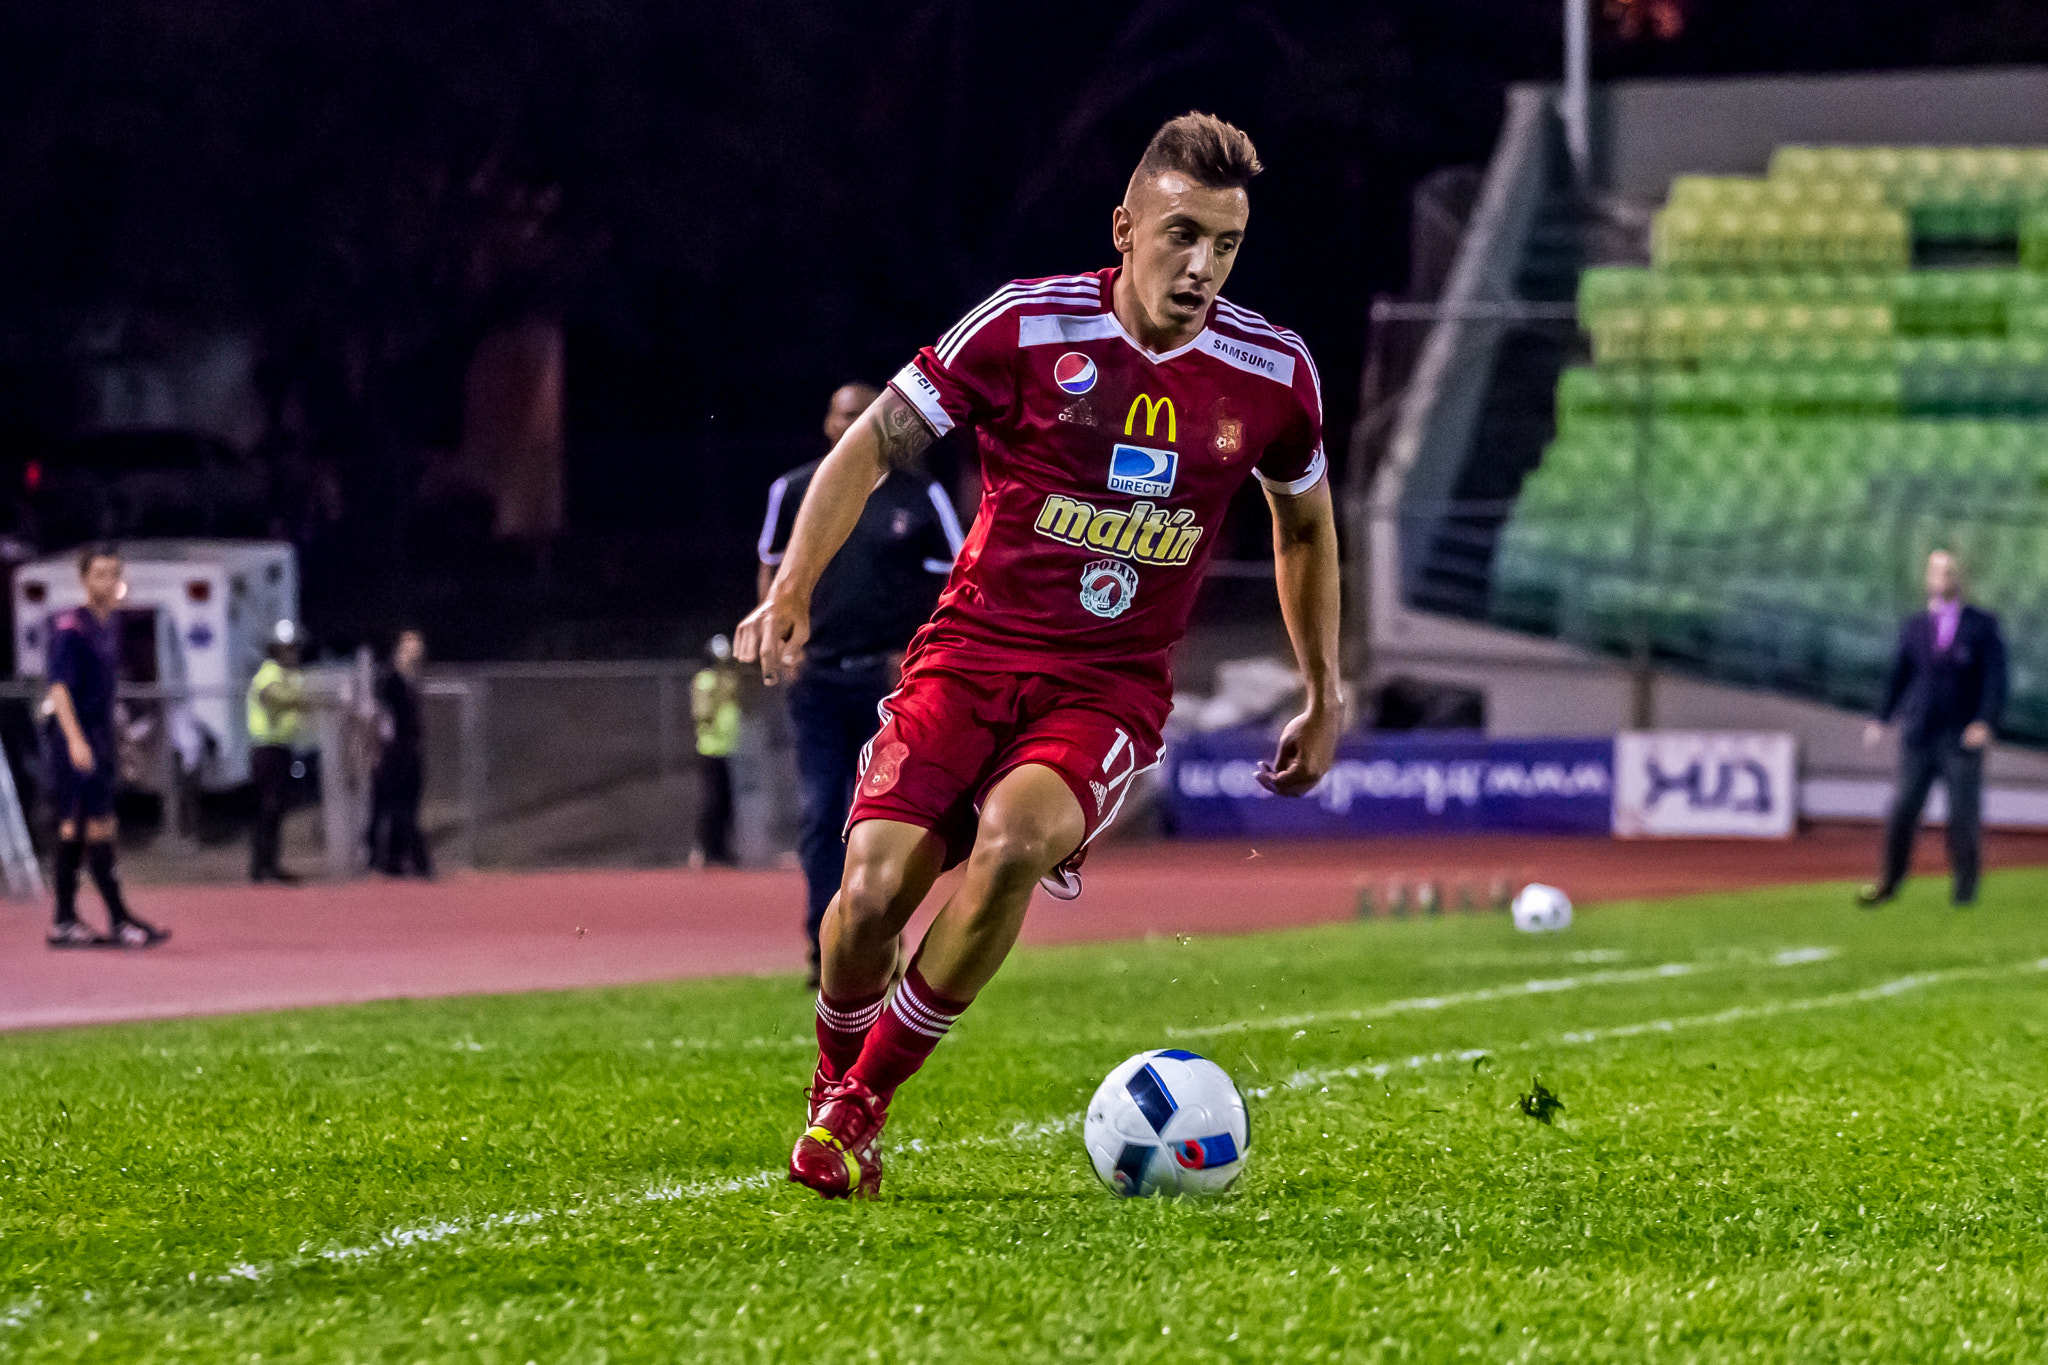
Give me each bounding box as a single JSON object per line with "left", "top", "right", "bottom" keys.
{"left": 192, "top": 953, "right": 2043, "bottom": 1290}
{"left": 1252, "top": 957, "right": 2048, "bottom": 1098}
{"left": 203, "top": 1114, "right": 1087, "bottom": 1289}
{"left": 1172, "top": 946, "right": 1838, "bottom": 1040}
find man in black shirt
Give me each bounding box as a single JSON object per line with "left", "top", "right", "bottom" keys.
{"left": 369, "top": 628, "right": 433, "bottom": 877}
{"left": 43, "top": 546, "right": 168, "bottom": 948}
{"left": 759, "top": 383, "right": 963, "bottom": 986}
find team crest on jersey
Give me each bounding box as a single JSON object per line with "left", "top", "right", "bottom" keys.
{"left": 1078, "top": 559, "right": 1139, "bottom": 619}
{"left": 862, "top": 739, "right": 910, "bottom": 797}
{"left": 889, "top": 508, "right": 913, "bottom": 537}
{"left": 1213, "top": 417, "right": 1244, "bottom": 459}
{"left": 1054, "top": 352, "right": 1097, "bottom": 395}
{"left": 1058, "top": 398, "right": 1100, "bottom": 428}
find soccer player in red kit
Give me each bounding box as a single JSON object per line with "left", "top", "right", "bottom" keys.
{"left": 735, "top": 112, "right": 1341, "bottom": 1198}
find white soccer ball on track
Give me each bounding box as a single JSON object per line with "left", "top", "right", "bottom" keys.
{"left": 1084, "top": 1049, "right": 1248, "bottom": 1197}
{"left": 1512, "top": 882, "right": 1573, "bottom": 933}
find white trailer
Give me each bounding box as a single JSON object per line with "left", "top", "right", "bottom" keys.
{"left": 13, "top": 539, "right": 299, "bottom": 791}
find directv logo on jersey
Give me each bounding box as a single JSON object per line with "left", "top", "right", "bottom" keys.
{"left": 1108, "top": 444, "right": 1178, "bottom": 497}
{"left": 1054, "top": 352, "right": 1097, "bottom": 395}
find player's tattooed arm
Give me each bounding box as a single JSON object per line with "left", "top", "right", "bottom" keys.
{"left": 736, "top": 385, "right": 929, "bottom": 684}
{"left": 869, "top": 388, "right": 938, "bottom": 470}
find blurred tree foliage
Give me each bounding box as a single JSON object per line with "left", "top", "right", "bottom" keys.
{"left": 0, "top": 0, "right": 2041, "bottom": 532}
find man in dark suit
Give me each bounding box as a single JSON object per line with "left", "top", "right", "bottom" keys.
{"left": 1859, "top": 549, "right": 2007, "bottom": 908}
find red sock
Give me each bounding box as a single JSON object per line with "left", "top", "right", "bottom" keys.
{"left": 847, "top": 965, "right": 970, "bottom": 1102}
{"left": 814, "top": 988, "right": 886, "bottom": 1083}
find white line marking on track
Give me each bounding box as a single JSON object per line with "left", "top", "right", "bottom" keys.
{"left": 1173, "top": 948, "right": 1838, "bottom": 1039}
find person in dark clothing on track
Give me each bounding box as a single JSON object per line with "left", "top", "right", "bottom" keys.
{"left": 369, "top": 628, "right": 433, "bottom": 877}
{"left": 758, "top": 382, "right": 964, "bottom": 987}
{"left": 43, "top": 546, "right": 168, "bottom": 949}
{"left": 1860, "top": 549, "right": 2008, "bottom": 908}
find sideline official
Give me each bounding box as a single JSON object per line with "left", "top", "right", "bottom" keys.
{"left": 1859, "top": 549, "right": 2007, "bottom": 908}
{"left": 369, "top": 628, "right": 432, "bottom": 877}
{"left": 758, "top": 382, "right": 963, "bottom": 987}
{"left": 692, "top": 634, "right": 740, "bottom": 867}
{"left": 247, "top": 623, "right": 308, "bottom": 884}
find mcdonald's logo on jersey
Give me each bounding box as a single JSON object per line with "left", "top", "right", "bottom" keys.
{"left": 1125, "top": 394, "right": 1177, "bottom": 444}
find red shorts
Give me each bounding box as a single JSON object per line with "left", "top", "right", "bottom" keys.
{"left": 847, "top": 662, "right": 1163, "bottom": 892}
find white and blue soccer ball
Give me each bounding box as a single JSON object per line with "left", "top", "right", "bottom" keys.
{"left": 1084, "top": 1049, "right": 1248, "bottom": 1197}
{"left": 1512, "top": 882, "right": 1573, "bottom": 933}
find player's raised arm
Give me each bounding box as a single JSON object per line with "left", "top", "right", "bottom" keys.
{"left": 734, "top": 387, "right": 937, "bottom": 684}
{"left": 1257, "top": 476, "right": 1342, "bottom": 796}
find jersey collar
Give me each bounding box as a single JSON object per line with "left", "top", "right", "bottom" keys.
{"left": 1100, "top": 266, "right": 1213, "bottom": 365}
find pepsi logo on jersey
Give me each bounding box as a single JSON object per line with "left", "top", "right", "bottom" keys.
{"left": 1054, "top": 352, "right": 1097, "bottom": 395}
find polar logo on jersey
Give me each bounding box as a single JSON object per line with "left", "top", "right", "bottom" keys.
{"left": 1079, "top": 559, "right": 1139, "bottom": 619}
{"left": 1054, "top": 352, "right": 1097, "bottom": 395}
{"left": 1108, "top": 443, "right": 1178, "bottom": 497}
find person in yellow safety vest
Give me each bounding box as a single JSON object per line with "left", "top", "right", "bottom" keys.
{"left": 691, "top": 633, "right": 740, "bottom": 867}
{"left": 247, "top": 622, "right": 308, "bottom": 884}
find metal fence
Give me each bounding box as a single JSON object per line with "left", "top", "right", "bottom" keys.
{"left": 0, "top": 663, "right": 803, "bottom": 877}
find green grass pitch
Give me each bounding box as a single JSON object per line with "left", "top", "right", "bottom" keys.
{"left": 6, "top": 870, "right": 2048, "bottom": 1362}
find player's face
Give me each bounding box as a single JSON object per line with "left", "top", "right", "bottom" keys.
{"left": 1927, "top": 551, "right": 1961, "bottom": 601}
{"left": 81, "top": 556, "right": 123, "bottom": 610}
{"left": 1113, "top": 172, "right": 1249, "bottom": 340}
{"left": 395, "top": 631, "right": 425, "bottom": 671}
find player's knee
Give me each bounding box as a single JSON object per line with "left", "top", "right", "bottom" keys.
{"left": 970, "top": 818, "right": 1069, "bottom": 888}
{"left": 839, "top": 852, "right": 911, "bottom": 928}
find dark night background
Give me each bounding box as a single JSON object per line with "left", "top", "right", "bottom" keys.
{"left": 3, "top": 0, "right": 2048, "bottom": 659}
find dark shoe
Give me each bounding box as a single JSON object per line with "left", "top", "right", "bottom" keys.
{"left": 47, "top": 920, "right": 105, "bottom": 949}
{"left": 110, "top": 916, "right": 169, "bottom": 949}
{"left": 1952, "top": 896, "right": 1976, "bottom": 908}
{"left": 253, "top": 868, "right": 305, "bottom": 886}
{"left": 1855, "top": 883, "right": 1895, "bottom": 909}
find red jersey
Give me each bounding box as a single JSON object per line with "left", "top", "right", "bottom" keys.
{"left": 888, "top": 266, "right": 1324, "bottom": 698}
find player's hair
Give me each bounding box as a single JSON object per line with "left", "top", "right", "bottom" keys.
{"left": 77, "top": 543, "right": 120, "bottom": 577}
{"left": 1131, "top": 112, "right": 1263, "bottom": 194}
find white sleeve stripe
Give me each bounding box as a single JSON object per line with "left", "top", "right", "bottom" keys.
{"left": 1217, "top": 302, "right": 1322, "bottom": 403}
{"left": 926, "top": 481, "right": 966, "bottom": 555}
{"left": 937, "top": 293, "right": 1101, "bottom": 365}
{"left": 921, "top": 558, "right": 952, "bottom": 574}
{"left": 1216, "top": 302, "right": 1321, "bottom": 390}
{"left": 1255, "top": 447, "right": 1327, "bottom": 496}
{"left": 889, "top": 363, "right": 954, "bottom": 437}
{"left": 937, "top": 283, "right": 1101, "bottom": 363}
{"left": 757, "top": 475, "right": 790, "bottom": 565}
{"left": 937, "top": 280, "right": 1098, "bottom": 353}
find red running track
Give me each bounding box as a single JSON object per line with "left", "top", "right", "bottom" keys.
{"left": 4, "top": 826, "right": 2044, "bottom": 1033}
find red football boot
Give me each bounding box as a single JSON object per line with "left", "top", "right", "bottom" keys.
{"left": 805, "top": 1059, "right": 835, "bottom": 1126}
{"left": 789, "top": 1076, "right": 888, "bottom": 1199}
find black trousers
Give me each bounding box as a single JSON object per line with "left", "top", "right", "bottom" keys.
{"left": 1881, "top": 738, "right": 1984, "bottom": 903}
{"left": 250, "top": 744, "right": 292, "bottom": 879}
{"left": 369, "top": 749, "right": 432, "bottom": 876}
{"left": 787, "top": 664, "right": 892, "bottom": 952}
{"left": 697, "top": 755, "right": 735, "bottom": 866}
